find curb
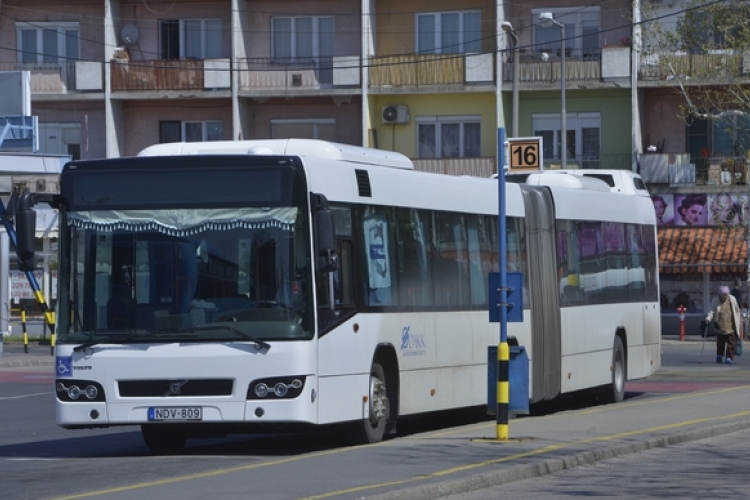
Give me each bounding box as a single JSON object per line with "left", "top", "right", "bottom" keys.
{"left": 0, "top": 357, "right": 54, "bottom": 368}
{"left": 365, "top": 419, "right": 750, "bottom": 500}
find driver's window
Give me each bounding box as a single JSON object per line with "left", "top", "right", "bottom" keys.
{"left": 317, "top": 206, "right": 353, "bottom": 331}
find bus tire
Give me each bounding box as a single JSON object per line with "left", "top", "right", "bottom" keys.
{"left": 605, "top": 336, "right": 626, "bottom": 403}
{"left": 141, "top": 424, "right": 189, "bottom": 454}
{"left": 359, "top": 362, "right": 389, "bottom": 444}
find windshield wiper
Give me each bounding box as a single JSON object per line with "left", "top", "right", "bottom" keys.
{"left": 155, "top": 326, "right": 271, "bottom": 350}
{"left": 73, "top": 332, "right": 151, "bottom": 352}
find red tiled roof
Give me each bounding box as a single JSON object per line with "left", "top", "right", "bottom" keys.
{"left": 657, "top": 227, "right": 747, "bottom": 273}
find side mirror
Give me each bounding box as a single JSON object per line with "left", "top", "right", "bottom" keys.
{"left": 312, "top": 195, "right": 338, "bottom": 273}
{"left": 15, "top": 207, "right": 37, "bottom": 270}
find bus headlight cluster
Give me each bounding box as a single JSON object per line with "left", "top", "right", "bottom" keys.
{"left": 247, "top": 376, "right": 305, "bottom": 400}
{"left": 56, "top": 380, "right": 105, "bottom": 402}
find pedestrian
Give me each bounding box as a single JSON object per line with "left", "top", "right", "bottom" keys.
{"left": 731, "top": 278, "right": 743, "bottom": 307}
{"left": 705, "top": 286, "right": 742, "bottom": 364}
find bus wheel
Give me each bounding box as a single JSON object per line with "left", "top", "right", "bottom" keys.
{"left": 141, "top": 424, "right": 189, "bottom": 454}
{"left": 361, "top": 362, "right": 389, "bottom": 444}
{"left": 605, "top": 336, "right": 626, "bottom": 403}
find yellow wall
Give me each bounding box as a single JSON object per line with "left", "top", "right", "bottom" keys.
{"left": 374, "top": 0, "right": 497, "bottom": 55}
{"left": 368, "top": 94, "right": 497, "bottom": 158}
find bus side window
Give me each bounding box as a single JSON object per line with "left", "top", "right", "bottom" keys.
{"left": 363, "top": 206, "right": 395, "bottom": 307}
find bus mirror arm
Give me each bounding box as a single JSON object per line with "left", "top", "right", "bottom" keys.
{"left": 312, "top": 193, "right": 338, "bottom": 273}
{"left": 14, "top": 192, "right": 65, "bottom": 271}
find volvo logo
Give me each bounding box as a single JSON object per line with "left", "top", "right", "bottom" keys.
{"left": 164, "top": 380, "right": 189, "bottom": 397}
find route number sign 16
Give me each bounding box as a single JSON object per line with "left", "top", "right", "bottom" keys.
{"left": 507, "top": 137, "right": 543, "bottom": 172}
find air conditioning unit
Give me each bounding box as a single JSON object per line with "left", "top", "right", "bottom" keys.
{"left": 382, "top": 105, "right": 409, "bottom": 124}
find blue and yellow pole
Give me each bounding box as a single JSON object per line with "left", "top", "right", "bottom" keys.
{"left": 496, "top": 127, "right": 509, "bottom": 440}
{"left": 0, "top": 199, "right": 56, "bottom": 355}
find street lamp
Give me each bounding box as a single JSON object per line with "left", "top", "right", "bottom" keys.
{"left": 539, "top": 12, "right": 566, "bottom": 169}
{"left": 501, "top": 21, "right": 519, "bottom": 139}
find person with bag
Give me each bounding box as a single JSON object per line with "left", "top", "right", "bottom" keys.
{"left": 705, "top": 286, "right": 742, "bottom": 364}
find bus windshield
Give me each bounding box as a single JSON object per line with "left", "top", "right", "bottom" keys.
{"left": 57, "top": 206, "right": 313, "bottom": 344}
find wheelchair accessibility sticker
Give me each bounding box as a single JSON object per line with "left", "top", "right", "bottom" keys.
{"left": 56, "top": 356, "right": 73, "bottom": 377}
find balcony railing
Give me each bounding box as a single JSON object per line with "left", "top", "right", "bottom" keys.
{"left": 111, "top": 60, "right": 206, "bottom": 91}
{"left": 412, "top": 157, "right": 495, "bottom": 177}
{"left": 502, "top": 55, "right": 601, "bottom": 85}
{"left": 639, "top": 52, "right": 744, "bottom": 81}
{"left": 0, "top": 61, "right": 105, "bottom": 93}
{"left": 369, "top": 53, "right": 494, "bottom": 87}
{"left": 237, "top": 57, "right": 340, "bottom": 90}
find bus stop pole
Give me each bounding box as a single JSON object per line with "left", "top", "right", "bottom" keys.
{"left": 496, "top": 127, "right": 509, "bottom": 440}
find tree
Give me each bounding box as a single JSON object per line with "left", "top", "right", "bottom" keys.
{"left": 642, "top": 0, "right": 750, "bottom": 121}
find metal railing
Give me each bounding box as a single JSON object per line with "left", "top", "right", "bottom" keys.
{"left": 369, "top": 54, "right": 467, "bottom": 87}
{"left": 0, "top": 62, "right": 80, "bottom": 92}
{"left": 237, "top": 57, "right": 333, "bottom": 90}
{"left": 111, "top": 59, "right": 205, "bottom": 91}
{"left": 412, "top": 157, "right": 495, "bottom": 177}
{"left": 639, "top": 52, "right": 745, "bottom": 81}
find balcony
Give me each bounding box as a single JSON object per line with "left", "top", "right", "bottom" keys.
{"left": 639, "top": 51, "right": 745, "bottom": 82}
{"left": 411, "top": 157, "right": 495, "bottom": 177}
{"left": 237, "top": 56, "right": 360, "bottom": 94}
{"left": 502, "top": 52, "right": 604, "bottom": 87}
{"left": 111, "top": 59, "right": 231, "bottom": 92}
{"left": 0, "top": 61, "right": 104, "bottom": 94}
{"left": 369, "top": 53, "right": 494, "bottom": 89}
{"left": 639, "top": 153, "right": 749, "bottom": 187}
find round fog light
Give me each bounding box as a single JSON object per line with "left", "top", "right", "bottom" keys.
{"left": 274, "top": 382, "right": 288, "bottom": 397}
{"left": 68, "top": 385, "right": 81, "bottom": 400}
{"left": 254, "top": 383, "right": 269, "bottom": 398}
{"left": 85, "top": 385, "right": 98, "bottom": 399}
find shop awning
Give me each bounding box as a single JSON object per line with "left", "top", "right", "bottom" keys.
{"left": 657, "top": 227, "right": 747, "bottom": 274}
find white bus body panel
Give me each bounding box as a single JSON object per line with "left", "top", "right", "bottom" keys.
{"left": 56, "top": 342, "right": 319, "bottom": 427}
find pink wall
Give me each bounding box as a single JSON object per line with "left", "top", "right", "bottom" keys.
{"left": 34, "top": 103, "right": 107, "bottom": 160}
{"left": 246, "top": 0, "right": 361, "bottom": 59}
{"left": 0, "top": 2, "right": 105, "bottom": 63}
{"left": 641, "top": 90, "right": 686, "bottom": 153}
{"left": 245, "top": 97, "right": 362, "bottom": 144}
{"left": 121, "top": 99, "right": 232, "bottom": 156}
{"left": 120, "top": 1, "right": 232, "bottom": 61}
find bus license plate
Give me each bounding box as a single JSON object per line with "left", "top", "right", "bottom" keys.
{"left": 148, "top": 407, "right": 202, "bottom": 421}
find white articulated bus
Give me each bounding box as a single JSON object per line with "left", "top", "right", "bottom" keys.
{"left": 14, "top": 139, "right": 661, "bottom": 453}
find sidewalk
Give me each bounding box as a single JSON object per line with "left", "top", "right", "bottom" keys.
{"left": 0, "top": 341, "right": 55, "bottom": 368}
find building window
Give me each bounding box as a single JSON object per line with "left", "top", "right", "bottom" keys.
{"left": 272, "top": 17, "right": 334, "bottom": 62}
{"left": 533, "top": 113, "right": 600, "bottom": 168}
{"left": 532, "top": 8, "right": 600, "bottom": 60}
{"left": 416, "top": 116, "right": 481, "bottom": 158}
{"left": 271, "top": 119, "right": 336, "bottom": 141}
{"left": 416, "top": 11, "right": 481, "bottom": 54}
{"left": 160, "top": 19, "right": 222, "bottom": 60}
{"left": 159, "top": 121, "right": 223, "bottom": 143}
{"left": 16, "top": 22, "right": 79, "bottom": 64}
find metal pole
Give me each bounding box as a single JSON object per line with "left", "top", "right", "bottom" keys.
{"left": 559, "top": 21, "right": 567, "bottom": 169}
{"left": 0, "top": 230, "right": 7, "bottom": 356}
{"left": 496, "top": 127, "right": 509, "bottom": 441}
{"left": 501, "top": 22, "right": 519, "bottom": 138}
{"left": 512, "top": 43, "right": 519, "bottom": 138}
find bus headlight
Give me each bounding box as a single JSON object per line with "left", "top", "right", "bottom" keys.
{"left": 56, "top": 380, "right": 105, "bottom": 402}
{"left": 247, "top": 376, "right": 306, "bottom": 400}
{"left": 254, "top": 383, "right": 269, "bottom": 398}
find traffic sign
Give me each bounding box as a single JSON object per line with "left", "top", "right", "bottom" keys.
{"left": 507, "top": 137, "right": 543, "bottom": 172}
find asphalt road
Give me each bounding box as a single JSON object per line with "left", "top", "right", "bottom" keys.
{"left": 0, "top": 338, "right": 749, "bottom": 500}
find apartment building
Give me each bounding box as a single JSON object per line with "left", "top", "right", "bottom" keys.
{"left": 1, "top": 0, "right": 747, "bottom": 332}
